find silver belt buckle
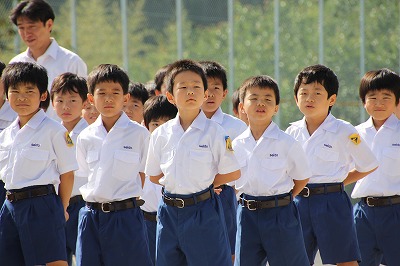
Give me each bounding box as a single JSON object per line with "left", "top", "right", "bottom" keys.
{"left": 302, "top": 187, "right": 310, "bottom": 197}
{"left": 101, "top": 202, "right": 112, "bottom": 213}
{"left": 175, "top": 198, "right": 185, "bottom": 208}
{"left": 366, "top": 197, "right": 374, "bottom": 207}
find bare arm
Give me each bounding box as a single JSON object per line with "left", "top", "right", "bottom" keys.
{"left": 58, "top": 171, "right": 74, "bottom": 221}
{"left": 292, "top": 178, "right": 309, "bottom": 197}
{"left": 213, "top": 170, "right": 241, "bottom": 188}
{"left": 139, "top": 172, "right": 146, "bottom": 188}
{"left": 150, "top": 173, "right": 164, "bottom": 185}
{"left": 343, "top": 167, "right": 378, "bottom": 186}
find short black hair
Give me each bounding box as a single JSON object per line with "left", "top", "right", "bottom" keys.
{"left": 154, "top": 64, "right": 170, "bottom": 93}
{"left": 359, "top": 68, "right": 400, "bottom": 105}
{"left": 87, "top": 64, "right": 130, "bottom": 95}
{"left": 232, "top": 89, "right": 240, "bottom": 113}
{"left": 165, "top": 59, "right": 207, "bottom": 94}
{"left": 199, "top": 61, "right": 228, "bottom": 90}
{"left": 239, "top": 75, "right": 280, "bottom": 105}
{"left": 0, "top": 61, "right": 6, "bottom": 76}
{"left": 1, "top": 62, "right": 48, "bottom": 99}
{"left": 50, "top": 72, "right": 88, "bottom": 102}
{"left": 143, "top": 95, "right": 178, "bottom": 129}
{"left": 10, "top": 0, "right": 55, "bottom": 26}
{"left": 128, "top": 82, "right": 149, "bottom": 105}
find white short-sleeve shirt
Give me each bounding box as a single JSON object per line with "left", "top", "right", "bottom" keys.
{"left": 285, "top": 114, "right": 378, "bottom": 184}
{"left": 65, "top": 118, "right": 88, "bottom": 197}
{"left": 140, "top": 175, "right": 163, "bottom": 212}
{"left": 0, "top": 109, "right": 78, "bottom": 189}
{"left": 352, "top": 114, "right": 400, "bottom": 198}
{"left": 76, "top": 112, "right": 149, "bottom": 203}
{"left": 233, "top": 122, "right": 311, "bottom": 196}
{"left": 145, "top": 110, "right": 240, "bottom": 195}
{"left": 10, "top": 38, "right": 87, "bottom": 121}
{"left": 0, "top": 101, "right": 17, "bottom": 132}
{"left": 210, "top": 107, "right": 247, "bottom": 140}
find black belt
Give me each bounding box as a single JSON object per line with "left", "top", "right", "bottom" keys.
{"left": 163, "top": 190, "right": 212, "bottom": 208}
{"left": 239, "top": 195, "right": 292, "bottom": 210}
{"left": 69, "top": 195, "right": 84, "bottom": 205}
{"left": 6, "top": 185, "right": 55, "bottom": 203}
{"left": 142, "top": 210, "right": 157, "bottom": 222}
{"left": 86, "top": 198, "right": 144, "bottom": 213}
{"left": 362, "top": 195, "right": 400, "bottom": 207}
{"left": 299, "top": 183, "right": 343, "bottom": 197}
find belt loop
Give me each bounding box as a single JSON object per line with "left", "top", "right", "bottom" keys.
{"left": 323, "top": 184, "right": 328, "bottom": 194}
{"left": 132, "top": 198, "right": 137, "bottom": 208}
{"left": 340, "top": 182, "right": 344, "bottom": 193}
{"left": 274, "top": 196, "right": 278, "bottom": 207}
{"left": 210, "top": 184, "right": 215, "bottom": 199}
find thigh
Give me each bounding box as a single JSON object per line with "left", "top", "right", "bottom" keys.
{"left": 75, "top": 206, "right": 102, "bottom": 266}
{"left": 0, "top": 200, "right": 25, "bottom": 265}
{"left": 235, "top": 206, "right": 266, "bottom": 266}
{"left": 100, "top": 208, "right": 152, "bottom": 266}
{"left": 145, "top": 219, "right": 157, "bottom": 265}
{"left": 261, "top": 204, "right": 309, "bottom": 266}
{"left": 18, "top": 195, "right": 67, "bottom": 265}
{"left": 354, "top": 202, "right": 381, "bottom": 266}
{"left": 312, "top": 193, "right": 361, "bottom": 265}
{"left": 182, "top": 197, "right": 232, "bottom": 266}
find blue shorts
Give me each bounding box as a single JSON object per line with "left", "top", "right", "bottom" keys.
{"left": 294, "top": 184, "right": 360, "bottom": 265}
{"left": 75, "top": 202, "right": 152, "bottom": 266}
{"left": 65, "top": 196, "right": 85, "bottom": 265}
{"left": 218, "top": 184, "right": 237, "bottom": 255}
{"left": 0, "top": 180, "right": 6, "bottom": 208}
{"left": 354, "top": 200, "right": 400, "bottom": 266}
{"left": 143, "top": 211, "right": 157, "bottom": 265}
{"left": 235, "top": 193, "right": 309, "bottom": 266}
{"left": 0, "top": 190, "right": 66, "bottom": 265}
{"left": 156, "top": 186, "right": 231, "bottom": 266}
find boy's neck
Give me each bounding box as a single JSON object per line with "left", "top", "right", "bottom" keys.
{"left": 304, "top": 114, "right": 328, "bottom": 136}
{"left": 101, "top": 112, "right": 122, "bottom": 132}
{"left": 178, "top": 108, "right": 200, "bottom": 131}
{"left": 62, "top": 116, "right": 82, "bottom": 132}
{"left": 18, "top": 109, "right": 40, "bottom": 128}
{"left": 0, "top": 99, "right": 4, "bottom": 109}
{"left": 371, "top": 117, "right": 387, "bottom": 131}
{"left": 249, "top": 120, "right": 272, "bottom": 141}
{"left": 203, "top": 109, "right": 217, "bottom": 119}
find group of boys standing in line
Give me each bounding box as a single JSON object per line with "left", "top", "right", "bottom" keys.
{"left": 1, "top": 1, "right": 400, "bottom": 266}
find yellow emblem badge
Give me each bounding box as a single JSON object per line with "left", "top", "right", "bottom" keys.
{"left": 225, "top": 136, "right": 234, "bottom": 152}
{"left": 349, "top": 133, "right": 361, "bottom": 145}
{"left": 65, "top": 132, "right": 74, "bottom": 147}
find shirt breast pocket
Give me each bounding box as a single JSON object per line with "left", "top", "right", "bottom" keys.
{"left": 189, "top": 149, "right": 213, "bottom": 179}
{"left": 381, "top": 148, "right": 400, "bottom": 177}
{"left": 260, "top": 158, "right": 287, "bottom": 186}
{"left": 312, "top": 147, "right": 339, "bottom": 175}
{"left": 20, "top": 148, "right": 49, "bottom": 179}
{"left": 112, "top": 150, "right": 140, "bottom": 181}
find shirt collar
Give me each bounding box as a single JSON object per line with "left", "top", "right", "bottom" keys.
{"left": 15, "top": 109, "right": 46, "bottom": 130}
{"left": 170, "top": 110, "right": 207, "bottom": 131}
{"left": 27, "top": 38, "right": 58, "bottom": 60}
{"left": 380, "top": 113, "right": 399, "bottom": 130}
{"left": 292, "top": 113, "right": 338, "bottom": 133}
{"left": 238, "top": 121, "right": 279, "bottom": 140}
{"left": 92, "top": 111, "right": 130, "bottom": 129}
{"left": 210, "top": 107, "right": 224, "bottom": 124}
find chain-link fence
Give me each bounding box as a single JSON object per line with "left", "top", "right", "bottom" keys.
{"left": 1, "top": 0, "right": 399, "bottom": 129}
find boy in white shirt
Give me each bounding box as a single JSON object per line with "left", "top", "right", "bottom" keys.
{"left": 286, "top": 64, "right": 378, "bottom": 266}
{"left": 0, "top": 62, "right": 77, "bottom": 266}
{"left": 75, "top": 64, "right": 152, "bottom": 265}
{"left": 145, "top": 59, "right": 241, "bottom": 266}
{"left": 352, "top": 68, "right": 400, "bottom": 265}
{"left": 50, "top": 72, "right": 89, "bottom": 266}
{"left": 233, "top": 75, "right": 310, "bottom": 266}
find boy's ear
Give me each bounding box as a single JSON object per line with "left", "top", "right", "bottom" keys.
{"left": 274, "top": 104, "right": 279, "bottom": 115}
{"left": 239, "top": 102, "right": 245, "bottom": 114}
{"left": 166, "top": 91, "right": 175, "bottom": 105}
{"left": 222, "top": 89, "right": 228, "bottom": 100}
{"left": 123, "top": 93, "right": 130, "bottom": 104}
{"left": 328, "top": 94, "right": 337, "bottom": 107}
{"left": 87, "top": 93, "right": 94, "bottom": 105}
{"left": 203, "top": 90, "right": 208, "bottom": 101}
{"left": 40, "top": 91, "right": 48, "bottom": 102}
